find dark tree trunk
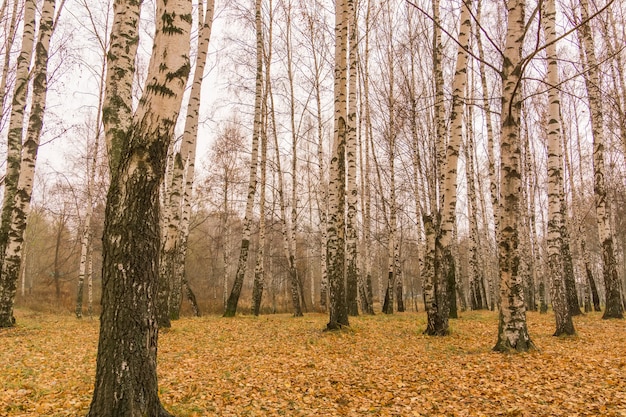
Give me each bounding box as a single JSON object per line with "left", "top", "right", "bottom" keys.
{"left": 223, "top": 240, "right": 250, "bottom": 317}
{"left": 87, "top": 131, "right": 172, "bottom": 417}
{"left": 157, "top": 251, "right": 173, "bottom": 328}
{"left": 585, "top": 260, "right": 601, "bottom": 312}
{"left": 382, "top": 272, "right": 393, "bottom": 314}
{"left": 539, "top": 281, "right": 548, "bottom": 314}
{"left": 289, "top": 265, "right": 303, "bottom": 317}
{"left": 183, "top": 278, "right": 200, "bottom": 317}
{"left": 359, "top": 273, "right": 374, "bottom": 315}
{"left": 396, "top": 273, "right": 405, "bottom": 312}
{"left": 252, "top": 270, "right": 263, "bottom": 316}
{"left": 297, "top": 269, "right": 307, "bottom": 313}
{"left": 423, "top": 216, "right": 449, "bottom": 335}
{"left": 347, "top": 259, "right": 359, "bottom": 316}
{"left": 562, "top": 240, "right": 582, "bottom": 316}
{"left": 444, "top": 248, "right": 457, "bottom": 319}
{"left": 601, "top": 238, "right": 624, "bottom": 319}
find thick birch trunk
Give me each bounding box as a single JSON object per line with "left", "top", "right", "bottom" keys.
{"left": 87, "top": 0, "right": 192, "bottom": 414}
{"left": 543, "top": 0, "right": 575, "bottom": 336}
{"left": 493, "top": 0, "right": 535, "bottom": 352}
{"left": 578, "top": 0, "right": 623, "bottom": 319}
{"left": 224, "top": 0, "right": 262, "bottom": 318}
{"left": 326, "top": 0, "right": 349, "bottom": 330}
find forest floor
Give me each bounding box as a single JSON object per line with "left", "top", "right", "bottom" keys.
{"left": 0, "top": 309, "right": 625, "bottom": 417}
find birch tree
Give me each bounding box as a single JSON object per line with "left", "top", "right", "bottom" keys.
{"left": 493, "top": 0, "right": 535, "bottom": 352}
{"left": 224, "top": 0, "right": 263, "bottom": 318}
{"left": 433, "top": 0, "right": 472, "bottom": 331}
{"left": 345, "top": 0, "right": 359, "bottom": 316}
{"left": 542, "top": 0, "right": 575, "bottom": 336}
{"left": 158, "top": 0, "right": 215, "bottom": 326}
{"left": 86, "top": 0, "right": 192, "bottom": 413}
{"left": 0, "top": 0, "right": 64, "bottom": 328}
{"left": 578, "top": 0, "right": 624, "bottom": 319}
{"left": 326, "top": 0, "right": 349, "bottom": 330}
{"left": 75, "top": 0, "right": 111, "bottom": 319}
{"left": 252, "top": 0, "right": 273, "bottom": 316}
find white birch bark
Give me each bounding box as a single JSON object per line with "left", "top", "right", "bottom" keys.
{"left": 543, "top": 0, "right": 575, "bottom": 335}
{"left": 358, "top": 0, "right": 374, "bottom": 314}
{"left": 578, "top": 0, "right": 623, "bottom": 319}
{"left": 326, "top": 0, "right": 349, "bottom": 329}
{"left": 494, "top": 0, "right": 535, "bottom": 352}
{"left": 253, "top": 0, "right": 272, "bottom": 316}
{"left": 0, "top": 0, "right": 61, "bottom": 328}
{"left": 0, "top": 0, "right": 19, "bottom": 121}
{"left": 345, "top": 0, "right": 359, "bottom": 316}
{"left": 437, "top": 0, "right": 472, "bottom": 326}
{"left": 158, "top": 0, "right": 215, "bottom": 325}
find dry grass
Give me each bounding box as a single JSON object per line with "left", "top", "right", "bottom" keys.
{"left": 1, "top": 309, "right": 625, "bottom": 416}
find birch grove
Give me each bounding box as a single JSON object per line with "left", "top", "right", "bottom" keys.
{"left": 2, "top": 0, "right": 625, "bottom": 350}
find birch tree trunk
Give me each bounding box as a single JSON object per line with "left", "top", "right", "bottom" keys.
{"left": 252, "top": 0, "right": 272, "bottom": 316}
{"left": 158, "top": 0, "right": 215, "bottom": 326}
{"left": 476, "top": 0, "right": 499, "bottom": 310}
{"left": 224, "top": 0, "right": 263, "bottom": 318}
{"left": 493, "top": 0, "right": 535, "bottom": 352}
{"left": 87, "top": 0, "right": 192, "bottom": 414}
{"left": 0, "top": 0, "right": 61, "bottom": 328}
{"left": 0, "top": 0, "right": 36, "bottom": 328}
{"left": 578, "top": 0, "right": 624, "bottom": 319}
{"left": 345, "top": 0, "right": 359, "bottom": 316}
{"left": 358, "top": 0, "right": 374, "bottom": 315}
{"left": 0, "top": 0, "right": 19, "bottom": 122}
{"left": 252, "top": 101, "right": 267, "bottom": 316}
{"left": 465, "top": 100, "right": 486, "bottom": 310}
{"left": 564, "top": 122, "right": 600, "bottom": 312}
{"left": 543, "top": 0, "right": 575, "bottom": 336}
{"left": 284, "top": 0, "right": 305, "bottom": 316}
{"left": 76, "top": 161, "right": 95, "bottom": 319}
{"left": 77, "top": 7, "right": 109, "bottom": 317}
{"left": 421, "top": 0, "right": 446, "bottom": 329}
{"left": 326, "top": 0, "right": 349, "bottom": 330}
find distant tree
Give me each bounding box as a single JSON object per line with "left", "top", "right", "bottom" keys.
{"left": 224, "top": 0, "right": 263, "bottom": 318}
